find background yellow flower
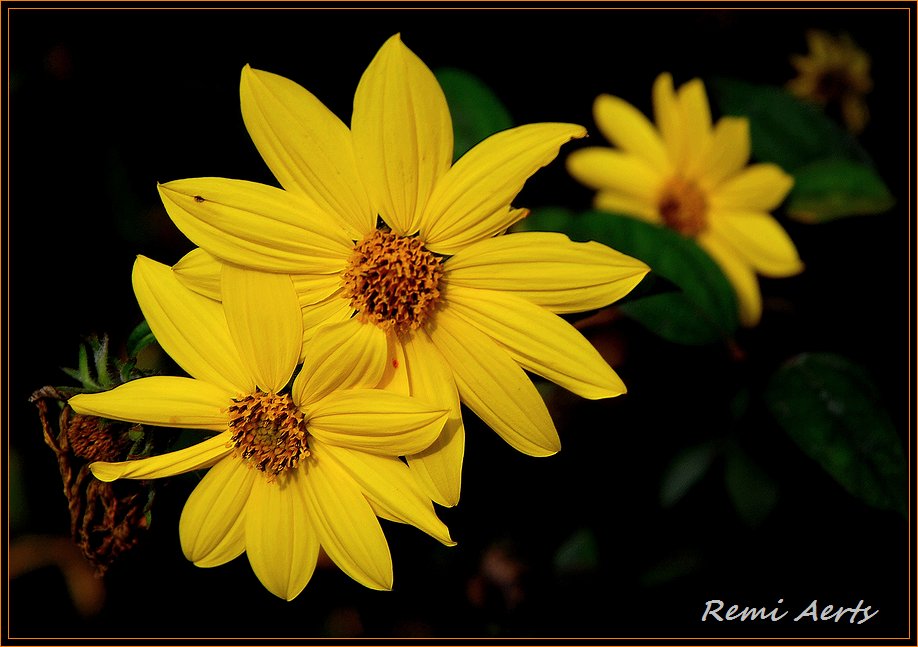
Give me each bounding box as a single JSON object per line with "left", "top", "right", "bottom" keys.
{"left": 788, "top": 29, "right": 873, "bottom": 133}
{"left": 567, "top": 72, "right": 804, "bottom": 326}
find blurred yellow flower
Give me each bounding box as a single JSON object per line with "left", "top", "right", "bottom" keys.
{"left": 788, "top": 29, "right": 872, "bottom": 133}
{"left": 567, "top": 73, "right": 803, "bottom": 327}
{"left": 70, "top": 257, "right": 452, "bottom": 601}
{"left": 158, "top": 33, "right": 649, "bottom": 508}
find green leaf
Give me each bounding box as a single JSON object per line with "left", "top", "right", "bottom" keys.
{"left": 92, "top": 335, "right": 114, "bottom": 389}
{"left": 520, "top": 209, "right": 739, "bottom": 344}
{"left": 127, "top": 319, "right": 157, "bottom": 357}
{"left": 724, "top": 445, "right": 779, "bottom": 527}
{"left": 583, "top": 212, "right": 739, "bottom": 344}
{"left": 787, "top": 158, "right": 895, "bottom": 223}
{"left": 710, "top": 77, "right": 870, "bottom": 171}
{"left": 764, "top": 353, "right": 907, "bottom": 516}
{"left": 515, "top": 205, "right": 577, "bottom": 235}
{"left": 553, "top": 528, "right": 599, "bottom": 575}
{"left": 435, "top": 67, "right": 514, "bottom": 161}
{"left": 660, "top": 443, "right": 717, "bottom": 507}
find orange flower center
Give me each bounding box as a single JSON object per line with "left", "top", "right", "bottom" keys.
{"left": 228, "top": 391, "right": 309, "bottom": 480}
{"left": 341, "top": 228, "right": 444, "bottom": 336}
{"left": 658, "top": 177, "right": 708, "bottom": 237}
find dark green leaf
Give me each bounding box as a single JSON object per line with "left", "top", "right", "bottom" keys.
{"left": 515, "top": 205, "right": 577, "bottom": 234}
{"left": 724, "top": 445, "right": 779, "bottom": 527}
{"left": 640, "top": 549, "right": 703, "bottom": 587}
{"left": 553, "top": 528, "right": 599, "bottom": 575}
{"left": 127, "top": 319, "right": 157, "bottom": 357}
{"left": 787, "top": 158, "right": 895, "bottom": 223}
{"left": 582, "top": 212, "right": 738, "bottom": 344}
{"left": 764, "top": 353, "right": 906, "bottom": 516}
{"left": 435, "top": 67, "right": 513, "bottom": 161}
{"left": 520, "top": 209, "right": 739, "bottom": 344}
{"left": 710, "top": 77, "right": 870, "bottom": 171}
{"left": 660, "top": 443, "right": 717, "bottom": 507}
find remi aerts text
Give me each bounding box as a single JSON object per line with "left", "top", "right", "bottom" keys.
{"left": 702, "top": 599, "right": 878, "bottom": 625}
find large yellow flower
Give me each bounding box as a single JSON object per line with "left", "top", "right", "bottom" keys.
{"left": 788, "top": 30, "right": 872, "bottom": 134}
{"left": 69, "top": 257, "right": 452, "bottom": 601}
{"left": 566, "top": 72, "right": 803, "bottom": 327}
{"left": 157, "top": 34, "right": 650, "bottom": 507}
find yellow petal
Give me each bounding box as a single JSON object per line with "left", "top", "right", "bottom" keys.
{"left": 376, "top": 332, "right": 409, "bottom": 394}
{"left": 710, "top": 210, "right": 804, "bottom": 277}
{"left": 133, "top": 256, "right": 253, "bottom": 394}
{"left": 566, "top": 147, "right": 664, "bottom": 200}
{"left": 710, "top": 163, "right": 794, "bottom": 212}
{"left": 173, "top": 248, "right": 222, "bottom": 301}
{"left": 158, "top": 178, "right": 352, "bottom": 273}
{"left": 352, "top": 34, "right": 452, "bottom": 235}
{"left": 301, "top": 290, "right": 355, "bottom": 349}
{"left": 70, "top": 376, "right": 230, "bottom": 431}
{"left": 292, "top": 317, "right": 388, "bottom": 407}
{"left": 179, "top": 456, "right": 257, "bottom": 567}
{"left": 446, "top": 286, "right": 626, "bottom": 399}
{"left": 316, "top": 440, "right": 454, "bottom": 546}
{"left": 245, "top": 469, "right": 320, "bottom": 600}
{"left": 652, "top": 72, "right": 687, "bottom": 167}
{"left": 594, "top": 191, "right": 661, "bottom": 222}
{"left": 89, "top": 432, "right": 233, "bottom": 482}
{"left": 676, "top": 78, "right": 712, "bottom": 171}
{"left": 241, "top": 65, "right": 375, "bottom": 238}
{"left": 305, "top": 389, "right": 447, "bottom": 456}
{"left": 300, "top": 447, "right": 393, "bottom": 590}
{"left": 697, "top": 232, "right": 762, "bottom": 327}
{"left": 592, "top": 93, "right": 671, "bottom": 172}
{"left": 222, "top": 265, "right": 301, "bottom": 393}
{"left": 402, "top": 333, "right": 464, "bottom": 507}
{"left": 445, "top": 231, "right": 648, "bottom": 314}
{"left": 428, "top": 307, "right": 560, "bottom": 456}
{"left": 422, "top": 123, "right": 587, "bottom": 253}
{"left": 293, "top": 273, "right": 344, "bottom": 307}
{"left": 693, "top": 117, "right": 750, "bottom": 191}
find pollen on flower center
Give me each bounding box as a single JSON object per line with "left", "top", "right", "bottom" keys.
{"left": 341, "top": 228, "right": 444, "bottom": 335}
{"left": 228, "top": 391, "right": 309, "bottom": 480}
{"left": 658, "top": 176, "right": 709, "bottom": 237}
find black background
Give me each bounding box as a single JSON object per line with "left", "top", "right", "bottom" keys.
{"left": 4, "top": 3, "right": 914, "bottom": 641}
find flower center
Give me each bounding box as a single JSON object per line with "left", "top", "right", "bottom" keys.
{"left": 341, "top": 228, "right": 444, "bottom": 335}
{"left": 816, "top": 69, "right": 851, "bottom": 102}
{"left": 228, "top": 391, "right": 309, "bottom": 480}
{"left": 658, "top": 176, "right": 708, "bottom": 237}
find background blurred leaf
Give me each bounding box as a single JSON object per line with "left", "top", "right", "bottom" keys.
{"left": 710, "top": 78, "right": 893, "bottom": 222}
{"left": 660, "top": 442, "right": 717, "bottom": 507}
{"left": 787, "top": 158, "right": 895, "bottom": 222}
{"left": 579, "top": 213, "right": 739, "bottom": 344}
{"left": 724, "top": 444, "right": 779, "bottom": 527}
{"left": 520, "top": 210, "right": 739, "bottom": 345}
{"left": 435, "top": 67, "right": 513, "bottom": 161}
{"left": 553, "top": 527, "right": 599, "bottom": 575}
{"left": 710, "top": 77, "right": 870, "bottom": 169}
{"left": 764, "top": 352, "right": 906, "bottom": 516}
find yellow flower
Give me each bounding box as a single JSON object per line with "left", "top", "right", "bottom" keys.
{"left": 788, "top": 29, "right": 872, "bottom": 133}
{"left": 156, "top": 34, "right": 650, "bottom": 507}
{"left": 566, "top": 72, "right": 803, "bottom": 327}
{"left": 69, "top": 257, "right": 452, "bottom": 601}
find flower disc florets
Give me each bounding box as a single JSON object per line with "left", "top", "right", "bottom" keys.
{"left": 658, "top": 176, "right": 708, "bottom": 237}
{"left": 342, "top": 228, "right": 444, "bottom": 336}
{"left": 228, "top": 392, "right": 310, "bottom": 480}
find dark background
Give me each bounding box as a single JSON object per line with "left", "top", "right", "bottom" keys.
{"left": 5, "top": 3, "right": 914, "bottom": 641}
